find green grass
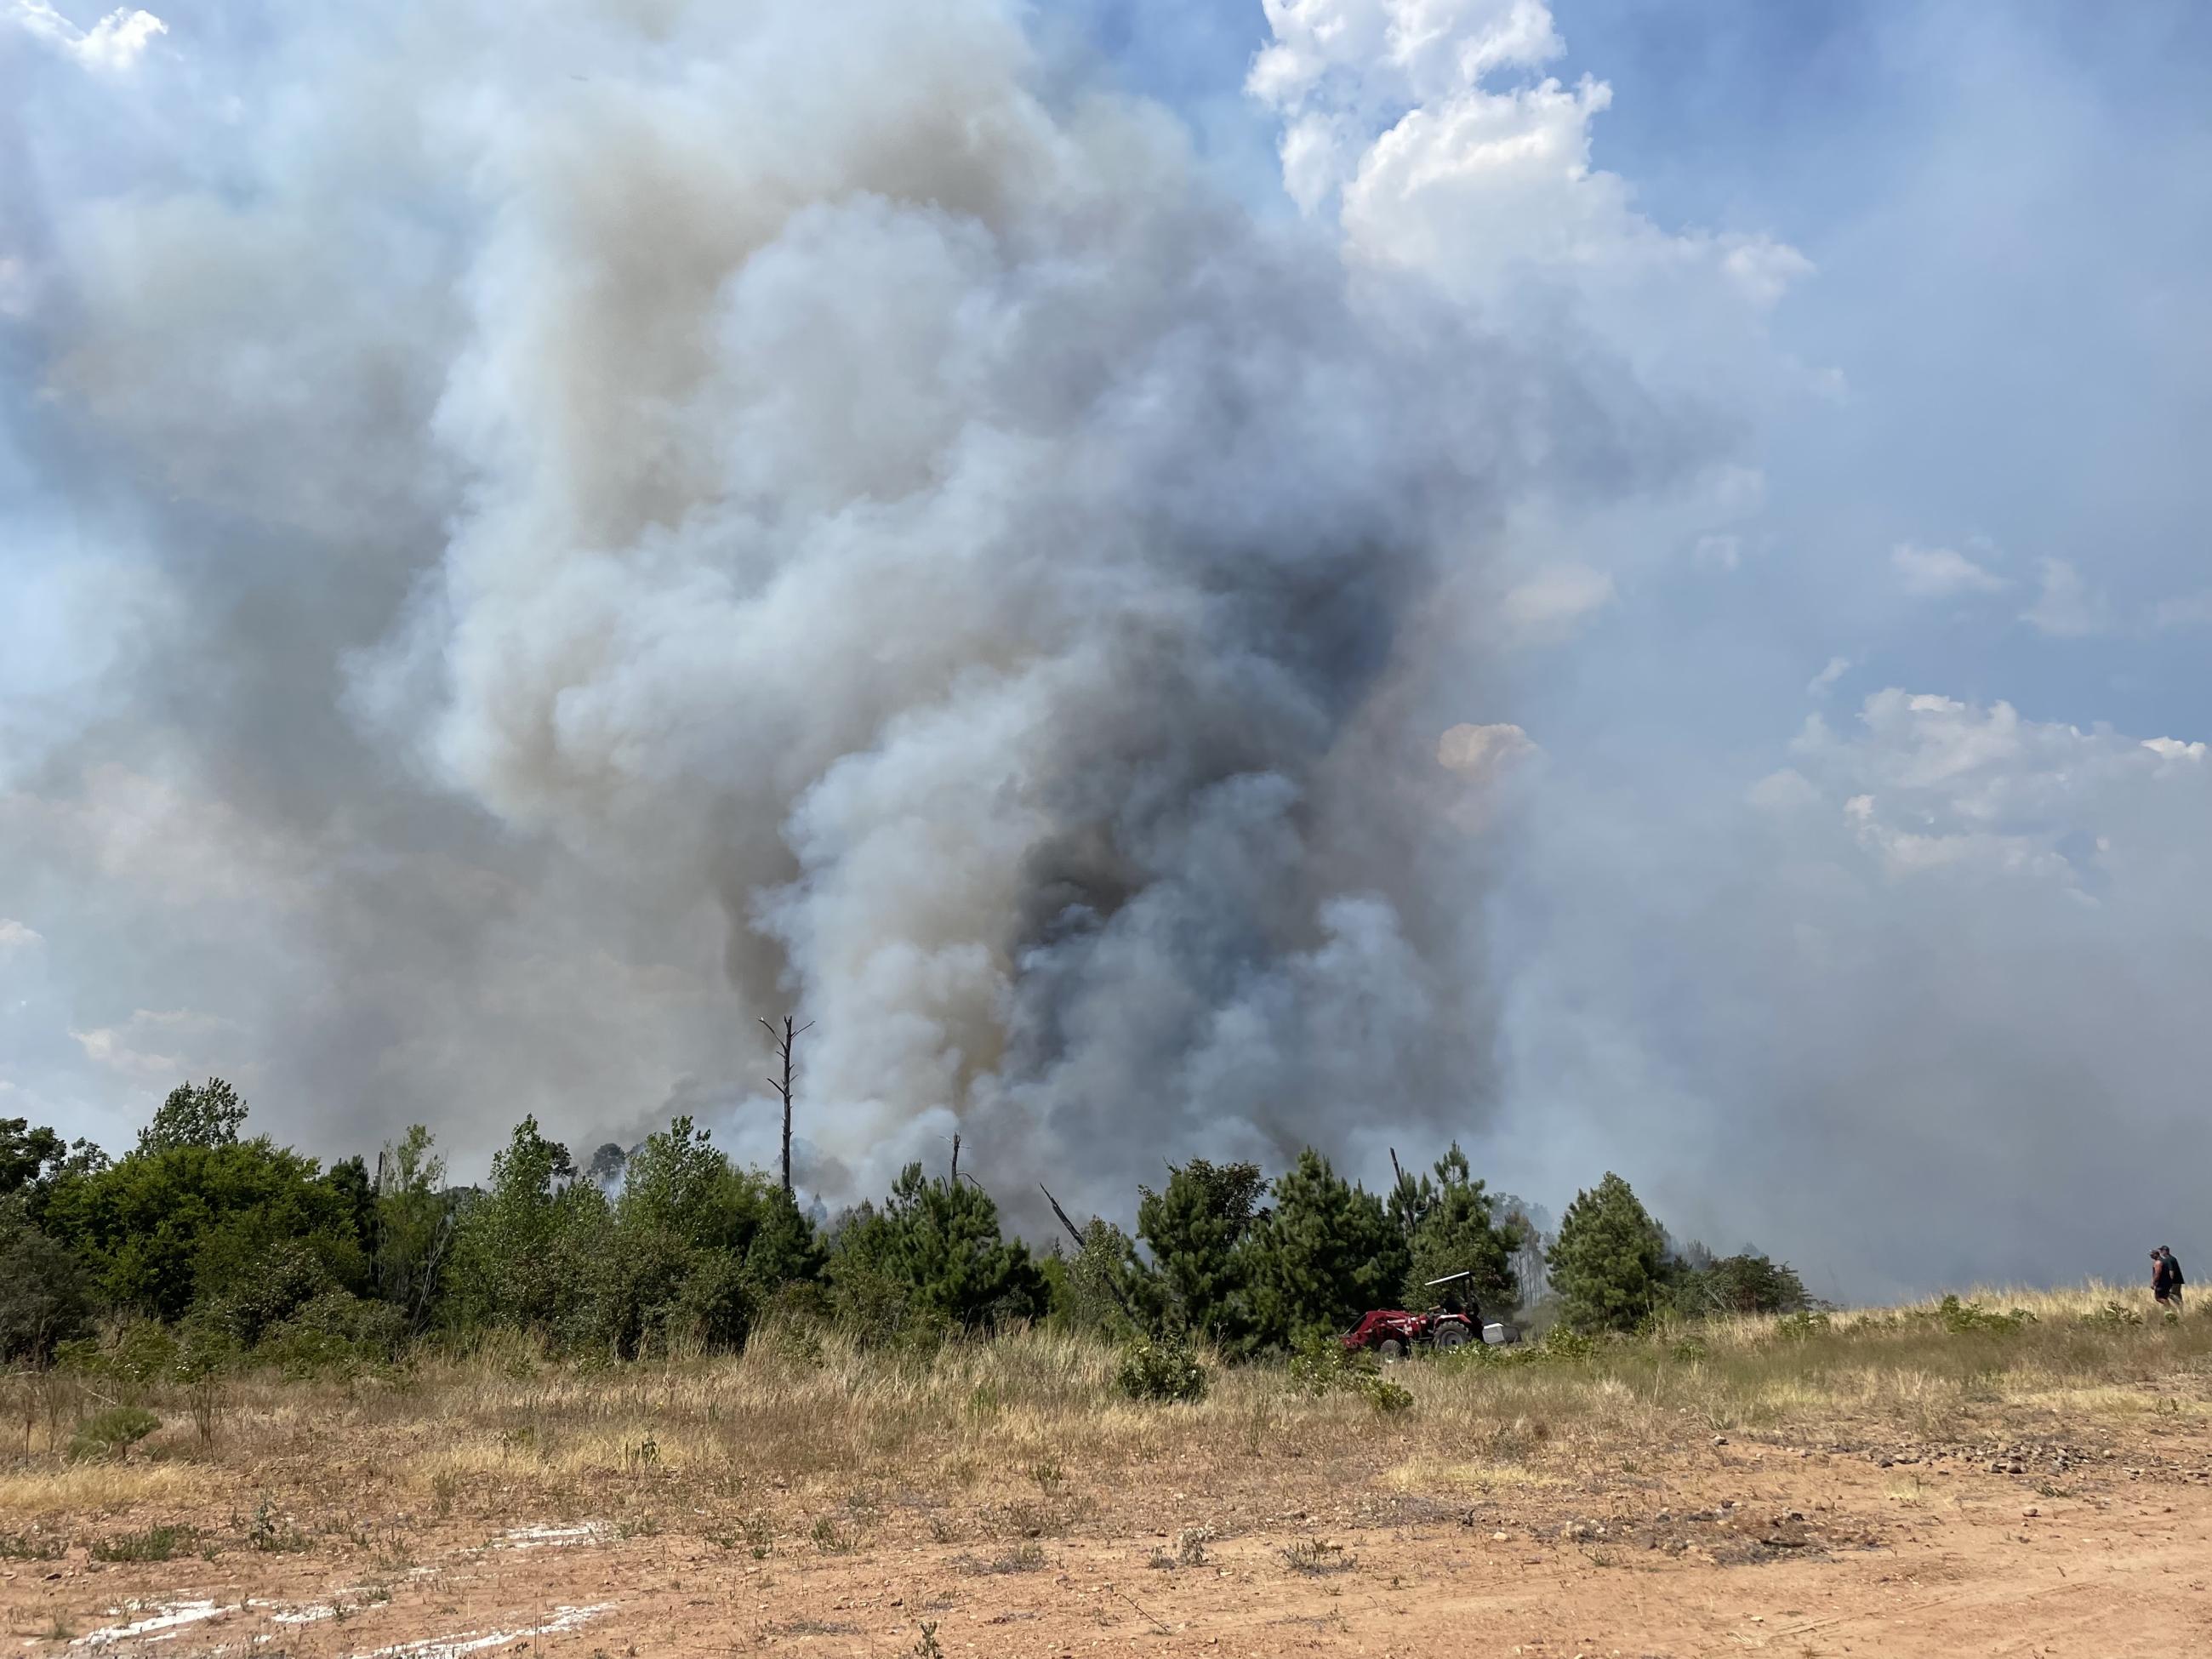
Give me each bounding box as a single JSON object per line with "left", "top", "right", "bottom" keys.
{"left": 91, "top": 1523, "right": 197, "bottom": 1562}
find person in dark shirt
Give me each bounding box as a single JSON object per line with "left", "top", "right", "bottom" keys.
{"left": 2155, "top": 1246, "right": 2185, "bottom": 1314}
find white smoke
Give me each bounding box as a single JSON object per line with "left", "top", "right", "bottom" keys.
{"left": 8, "top": 0, "right": 1789, "bottom": 1217}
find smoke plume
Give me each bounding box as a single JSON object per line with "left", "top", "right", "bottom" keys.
{"left": 3, "top": 0, "right": 1768, "bottom": 1222}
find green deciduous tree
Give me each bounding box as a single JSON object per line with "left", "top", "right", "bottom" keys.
{"left": 42, "top": 1137, "right": 366, "bottom": 1334}
{"left": 1048, "top": 1217, "right": 1160, "bottom": 1339}
{"left": 579, "top": 1115, "right": 824, "bottom": 1357}
{"left": 0, "top": 1197, "right": 91, "bottom": 1363}
{"left": 1547, "top": 1172, "right": 1667, "bottom": 1335}
{"left": 373, "top": 1125, "right": 452, "bottom": 1334}
{"left": 138, "top": 1077, "right": 248, "bottom": 1153}
{"left": 1239, "top": 1149, "right": 1406, "bottom": 1350}
{"left": 0, "top": 1119, "right": 66, "bottom": 1198}
{"left": 444, "top": 1115, "right": 605, "bottom": 1335}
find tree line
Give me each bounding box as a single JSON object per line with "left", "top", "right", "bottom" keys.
{"left": 0, "top": 1078, "right": 1810, "bottom": 1370}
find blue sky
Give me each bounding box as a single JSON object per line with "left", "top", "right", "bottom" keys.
{"left": 3, "top": 0, "right": 2207, "bottom": 1296}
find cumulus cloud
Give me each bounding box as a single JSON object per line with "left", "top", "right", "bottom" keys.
{"left": 0, "top": 918, "right": 44, "bottom": 951}
{"left": 9, "top": 2, "right": 165, "bottom": 71}
{"left": 1805, "top": 655, "right": 1852, "bottom": 698}
{"left": 1247, "top": 0, "right": 1812, "bottom": 417}
{"left": 1891, "top": 541, "right": 2007, "bottom": 598}
{"left": 2019, "top": 557, "right": 2112, "bottom": 638}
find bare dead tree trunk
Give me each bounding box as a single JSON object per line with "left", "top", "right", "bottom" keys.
{"left": 760, "top": 1014, "right": 814, "bottom": 1199}
{"left": 1039, "top": 1182, "right": 1086, "bottom": 1250}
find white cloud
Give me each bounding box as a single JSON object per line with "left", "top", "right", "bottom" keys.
{"left": 9, "top": 3, "right": 167, "bottom": 72}
{"left": 2142, "top": 736, "right": 2207, "bottom": 764}
{"left": 1791, "top": 688, "right": 2204, "bottom": 881}
{"left": 0, "top": 918, "right": 43, "bottom": 951}
{"left": 1890, "top": 541, "right": 2007, "bottom": 598}
{"left": 71, "top": 1006, "right": 234, "bottom": 1080}
{"left": 1249, "top": 0, "right": 1811, "bottom": 404}
{"left": 1501, "top": 563, "right": 1613, "bottom": 641}
{"left": 1693, "top": 533, "right": 1743, "bottom": 571}
{"left": 1805, "top": 655, "right": 1852, "bottom": 698}
{"left": 2152, "top": 590, "right": 2212, "bottom": 630}
{"left": 1745, "top": 767, "right": 1818, "bottom": 812}
{"left": 2019, "top": 557, "right": 2111, "bottom": 638}
{"left": 0, "top": 256, "right": 31, "bottom": 321}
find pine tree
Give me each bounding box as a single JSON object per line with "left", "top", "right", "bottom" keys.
{"left": 1239, "top": 1149, "right": 1406, "bottom": 1349}
{"left": 827, "top": 1164, "right": 1044, "bottom": 1339}
{"left": 1672, "top": 1251, "right": 1810, "bottom": 1317}
{"left": 1546, "top": 1172, "right": 1667, "bottom": 1334}
{"left": 1392, "top": 1143, "right": 1521, "bottom": 1318}
{"left": 1136, "top": 1160, "right": 1267, "bottom": 1344}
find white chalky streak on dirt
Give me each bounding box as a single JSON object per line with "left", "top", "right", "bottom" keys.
{"left": 491, "top": 1523, "right": 605, "bottom": 1549}
{"left": 347, "top": 1603, "right": 617, "bottom": 1658}
{"left": 71, "top": 1600, "right": 227, "bottom": 1647}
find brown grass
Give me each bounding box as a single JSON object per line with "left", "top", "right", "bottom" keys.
{"left": 3, "top": 1278, "right": 2204, "bottom": 1548}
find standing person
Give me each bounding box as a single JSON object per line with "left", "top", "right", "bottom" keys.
{"left": 2161, "top": 1246, "right": 2186, "bottom": 1314}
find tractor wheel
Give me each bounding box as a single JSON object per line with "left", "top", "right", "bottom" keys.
{"left": 1377, "top": 1337, "right": 1405, "bottom": 1364}
{"left": 1433, "top": 1320, "right": 1472, "bottom": 1353}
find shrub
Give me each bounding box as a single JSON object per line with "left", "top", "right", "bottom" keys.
{"left": 258, "top": 1290, "right": 407, "bottom": 1377}
{"left": 1936, "top": 1294, "right": 2035, "bottom": 1335}
{"left": 1365, "top": 1375, "right": 1413, "bottom": 1413}
{"left": 1535, "top": 1327, "right": 1598, "bottom": 1363}
{"left": 67, "top": 1405, "right": 159, "bottom": 1462}
{"left": 1115, "top": 1336, "right": 1207, "bottom": 1404}
{"left": 1287, "top": 1331, "right": 1412, "bottom": 1413}
{"left": 247, "top": 1499, "right": 308, "bottom": 1553}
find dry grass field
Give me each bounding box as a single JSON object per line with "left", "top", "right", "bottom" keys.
{"left": 7, "top": 1283, "right": 2211, "bottom": 1656}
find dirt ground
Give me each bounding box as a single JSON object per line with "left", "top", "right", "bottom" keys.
{"left": 15, "top": 1414, "right": 2212, "bottom": 1658}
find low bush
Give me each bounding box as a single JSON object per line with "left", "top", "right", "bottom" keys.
{"left": 1288, "top": 1332, "right": 1412, "bottom": 1413}
{"left": 1936, "top": 1294, "right": 2036, "bottom": 1335}
{"left": 1115, "top": 1336, "right": 1207, "bottom": 1403}
{"left": 67, "top": 1405, "right": 159, "bottom": 1462}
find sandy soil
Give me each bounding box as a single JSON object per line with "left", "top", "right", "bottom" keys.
{"left": 14, "top": 1419, "right": 2212, "bottom": 1658}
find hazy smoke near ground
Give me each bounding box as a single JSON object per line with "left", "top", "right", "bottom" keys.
{"left": 3, "top": 0, "right": 1782, "bottom": 1224}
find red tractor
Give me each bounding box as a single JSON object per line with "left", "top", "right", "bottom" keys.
{"left": 1340, "top": 1272, "right": 1519, "bottom": 1362}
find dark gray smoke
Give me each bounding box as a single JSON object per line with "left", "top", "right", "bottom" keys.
{"left": 2, "top": 0, "right": 1743, "bottom": 1219}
